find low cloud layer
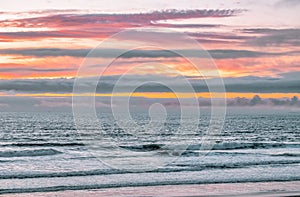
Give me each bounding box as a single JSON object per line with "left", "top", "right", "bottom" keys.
{"left": 0, "top": 72, "right": 300, "bottom": 94}
{"left": 228, "top": 95, "right": 300, "bottom": 107}
{"left": 0, "top": 95, "right": 299, "bottom": 112}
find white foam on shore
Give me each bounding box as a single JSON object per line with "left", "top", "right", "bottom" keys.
{"left": 0, "top": 164, "right": 299, "bottom": 194}
{"left": 2, "top": 181, "right": 300, "bottom": 197}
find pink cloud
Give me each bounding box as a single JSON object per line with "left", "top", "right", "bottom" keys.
{"left": 0, "top": 9, "right": 244, "bottom": 28}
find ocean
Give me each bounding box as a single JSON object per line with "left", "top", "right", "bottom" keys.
{"left": 0, "top": 110, "right": 299, "bottom": 195}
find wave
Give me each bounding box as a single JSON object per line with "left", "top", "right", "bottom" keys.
{"left": 182, "top": 151, "right": 300, "bottom": 157}
{"left": 190, "top": 142, "right": 300, "bottom": 150}
{"left": 117, "top": 142, "right": 300, "bottom": 153}
{"left": 0, "top": 149, "right": 62, "bottom": 158}
{"left": 271, "top": 153, "right": 300, "bottom": 157}
{"left": 0, "top": 142, "right": 85, "bottom": 147}
{"left": 119, "top": 144, "right": 163, "bottom": 151}
{"left": 171, "top": 160, "right": 300, "bottom": 169}
{"left": 1, "top": 159, "right": 299, "bottom": 179}
{"left": 0, "top": 169, "right": 121, "bottom": 179}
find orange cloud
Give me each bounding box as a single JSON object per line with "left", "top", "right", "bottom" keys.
{"left": 9, "top": 92, "right": 300, "bottom": 99}
{"left": 215, "top": 55, "right": 300, "bottom": 78}
{"left": 0, "top": 56, "right": 81, "bottom": 79}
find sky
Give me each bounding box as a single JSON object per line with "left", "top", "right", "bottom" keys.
{"left": 0, "top": 0, "right": 299, "bottom": 111}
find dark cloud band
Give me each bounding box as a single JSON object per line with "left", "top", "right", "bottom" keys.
{"left": 1, "top": 73, "right": 299, "bottom": 93}
{"left": 0, "top": 48, "right": 298, "bottom": 59}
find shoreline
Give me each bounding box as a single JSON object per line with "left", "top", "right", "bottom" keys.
{"left": 2, "top": 181, "right": 300, "bottom": 196}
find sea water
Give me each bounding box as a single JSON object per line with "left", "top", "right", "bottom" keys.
{"left": 0, "top": 110, "right": 299, "bottom": 194}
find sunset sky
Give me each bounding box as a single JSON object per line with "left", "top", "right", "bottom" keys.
{"left": 0, "top": 0, "right": 299, "bottom": 110}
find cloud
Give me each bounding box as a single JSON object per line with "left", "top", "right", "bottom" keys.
{"left": 0, "top": 66, "right": 75, "bottom": 73}
{"left": 1, "top": 72, "right": 300, "bottom": 94}
{"left": 33, "top": 97, "right": 72, "bottom": 108}
{"left": 228, "top": 95, "right": 300, "bottom": 107}
{"left": 221, "top": 80, "right": 300, "bottom": 93}
{"left": 0, "top": 48, "right": 91, "bottom": 57}
{"left": 0, "top": 96, "right": 75, "bottom": 111}
{"left": 0, "top": 9, "right": 244, "bottom": 28}
{"left": 0, "top": 30, "right": 116, "bottom": 40}
{"left": 0, "top": 96, "right": 40, "bottom": 111}
{"left": 152, "top": 23, "right": 223, "bottom": 29}
{"left": 0, "top": 94, "right": 299, "bottom": 112}
{"left": 275, "top": 0, "right": 300, "bottom": 7}
{"left": 0, "top": 48, "right": 298, "bottom": 59}
{"left": 189, "top": 32, "right": 254, "bottom": 41}
{"left": 0, "top": 27, "right": 245, "bottom": 44}
{"left": 0, "top": 9, "right": 82, "bottom": 17}
{"left": 218, "top": 72, "right": 300, "bottom": 93}
{"left": 209, "top": 50, "right": 299, "bottom": 59}
{"left": 0, "top": 78, "right": 74, "bottom": 93}
{"left": 0, "top": 9, "right": 242, "bottom": 42}
{"left": 0, "top": 96, "right": 115, "bottom": 112}
{"left": 243, "top": 28, "right": 300, "bottom": 47}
